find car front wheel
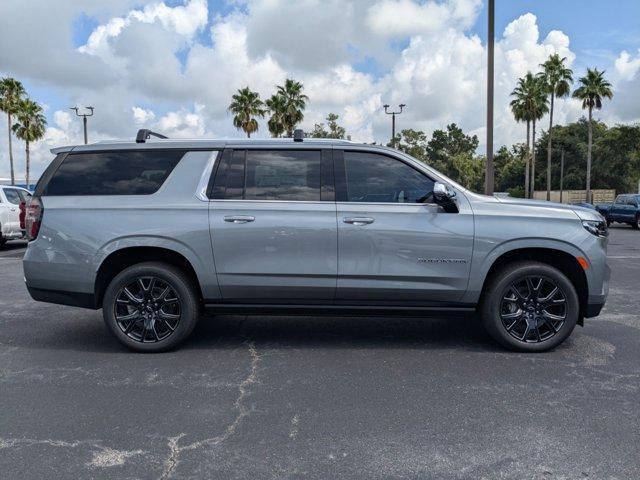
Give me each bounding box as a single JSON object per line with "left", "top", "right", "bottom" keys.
{"left": 480, "top": 261, "right": 579, "bottom": 352}
{"left": 102, "top": 262, "right": 200, "bottom": 352}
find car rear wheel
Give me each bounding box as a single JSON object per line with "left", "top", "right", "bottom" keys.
{"left": 480, "top": 261, "right": 579, "bottom": 352}
{"left": 102, "top": 262, "right": 200, "bottom": 352}
{"left": 634, "top": 215, "right": 640, "bottom": 230}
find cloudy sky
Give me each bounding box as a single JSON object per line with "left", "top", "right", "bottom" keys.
{"left": 1, "top": 0, "right": 640, "bottom": 181}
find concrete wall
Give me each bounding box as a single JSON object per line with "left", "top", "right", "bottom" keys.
{"left": 532, "top": 189, "right": 616, "bottom": 204}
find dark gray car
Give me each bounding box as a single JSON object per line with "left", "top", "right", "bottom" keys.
{"left": 23, "top": 130, "right": 610, "bottom": 352}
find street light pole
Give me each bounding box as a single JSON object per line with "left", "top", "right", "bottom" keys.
{"left": 70, "top": 106, "right": 95, "bottom": 144}
{"left": 559, "top": 146, "right": 565, "bottom": 203}
{"left": 485, "top": 0, "right": 495, "bottom": 195}
{"left": 383, "top": 104, "right": 405, "bottom": 148}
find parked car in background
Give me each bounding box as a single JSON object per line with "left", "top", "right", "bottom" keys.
{"left": 596, "top": 194, "right": 640, "bottom": 229}
{"left": 0, "top": 185, "right": 31, "bottom": 247}
{"left": 23, "top": 130, "right": 610, "bottom": 353}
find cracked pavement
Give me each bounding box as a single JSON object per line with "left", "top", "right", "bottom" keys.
{"left": 1, "top": 226, "right": 639, "bottom": 479}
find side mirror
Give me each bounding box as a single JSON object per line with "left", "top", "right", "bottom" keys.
{"left": 433, "top": 182, "right": 456, "bottom": 203}
{"left": 433, "top": 182, "right": 458, "bottom": 213}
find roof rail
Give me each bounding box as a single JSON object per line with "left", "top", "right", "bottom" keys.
{"left": 136, "top": 129, "right": 169, "bottom": 143}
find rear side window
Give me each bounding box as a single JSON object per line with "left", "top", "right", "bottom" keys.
{"left": 212, "top": 149, "right": 326, "bottom": 201}
{"left": 44, "top": 150, "right": 186, "bottom": 196}
{"left": 245, "top": 150, "right": 320, "bottom": 201}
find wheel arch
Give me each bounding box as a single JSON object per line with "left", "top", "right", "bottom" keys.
{"left": 478, "top": 247, "right": 589, "bottom": 324}
{"left": 95, "top": 246, "right": 204, "bottom": 308}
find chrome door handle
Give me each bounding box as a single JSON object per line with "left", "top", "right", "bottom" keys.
{"left": 224, "top": 215, "right": 255, "bottom": 224}
{"left": 343, "top": 217, "right": 374, "bottom": 226}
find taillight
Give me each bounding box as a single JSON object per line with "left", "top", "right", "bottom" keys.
{"left": 25, "top": 196, "right": 43, "bottom": 240}
{"left": 19, "top": 201, "right": 26, "bottom": 230}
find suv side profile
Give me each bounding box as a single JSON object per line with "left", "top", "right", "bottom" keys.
{"left": 23, "top": 130, "right": 610, "bottom": 352}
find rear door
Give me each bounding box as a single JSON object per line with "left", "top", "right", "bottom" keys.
{"left": 208, "top": 148, "right": 338, "bottom": 303}
{"left": 334, "top": 149, "right": 474, "bottom": 305}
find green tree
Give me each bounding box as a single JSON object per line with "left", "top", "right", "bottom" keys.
{"left": 452, "top": 153, "right": 485, "bottom": 192}
{"left": 310, "top": 113, "right": 346, "bottom": 139}
{"left": 228, "top": 87, "right": 265, "bottom": 138}
{"left": 510, "top": 72, "right": 548, "bottom": 198}
{"left": 265, "top": 93, "right": 286, "bottom": 137}
{"left": 425, "top": 123, "right": 478, "bottom": 178}
{"left": 391, "top": 129, "right": 429, "bottom": 161}
{"left": 12, "top": 98, "right": 46, "bottom": 189}
{"left": 572, "top": 68, "right": 613, "bottom": 202}
{"left": 538, "top": 54, "right": 573, "bottom": 200}
{"left": 276, "top": 79, "right": 308, "bottom": 137}
{"left": 0, "top": 77, "right": 26, "bottom": 185}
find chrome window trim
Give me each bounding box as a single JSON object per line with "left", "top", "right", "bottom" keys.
{"left": 195, "top": 151, "right": 220, "bottom": 202}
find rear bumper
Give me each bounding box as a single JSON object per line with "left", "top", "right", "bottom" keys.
{"left": 26, "top": 285, "right": 98, "bottom": 310}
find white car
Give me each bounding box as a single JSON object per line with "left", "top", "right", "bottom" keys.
{"left": 0, "top": 185, "right": 31, "bottom": 247}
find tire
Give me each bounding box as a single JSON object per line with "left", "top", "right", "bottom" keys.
{"left": 633, "top": 215, "right": 640, "bottom": 230}
{"left": 480, "top": 261, "right": 579, "bottom": 352}
{"left": 0, "top": 229, "right": 6, "bottom": 249}
{"left": 102, "top": 262, "right": 200, "bottom": 352}
{"left": 605, "top": 216, "right": 611, "bottom": 228}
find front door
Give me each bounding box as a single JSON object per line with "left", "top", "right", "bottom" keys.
{"left": 209, "top": 148, "right": 337, "bottom": 303}
{"left": 335, "top": 150, "right": 474, "bottom": 305}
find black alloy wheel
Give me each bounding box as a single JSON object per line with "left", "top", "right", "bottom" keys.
{"left": 500, "top": 276, "right": 567, "bottom": 343}
{"left": 114, "top": 276, "right": 182, "bottom": 343}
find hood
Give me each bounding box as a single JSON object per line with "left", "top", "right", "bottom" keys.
{"left": 494, "top": 195, "right": 604, "bottom": 221}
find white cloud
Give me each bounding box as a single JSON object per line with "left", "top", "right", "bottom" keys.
{"left": 614, "top": 49, "right": 640, "bottom": 81}
{"left": 132, "top": 107, "right": 156, "bottom": 125}
{"left": 366, "top": 0, "right": 482, "bottom": 37}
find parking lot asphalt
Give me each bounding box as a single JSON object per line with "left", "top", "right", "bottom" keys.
{"left": 1, "top": 227, "right": 639, "bottom": 480}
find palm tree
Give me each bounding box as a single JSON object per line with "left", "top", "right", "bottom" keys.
{"left": 572, "top": 68, "right": 613, "bottom": 203}
{"left": 510, "top": 92, "right": 530, "bottom": 197}
{"left": 276, "top": 79, "right": 308, "bottom": 137}
{"left": 265, "top": 93, "right": 286, "bottom": 137}
{"left": 0, "top": 77, "right": 26, "bottom": 185}
{"left": 510, "top": 73, "right": 548, "bottom": 198}
{"left": 528, "top": 75, "right": 549, "bottom": 197}
{"left": 12, "top": 98, "right": 46, "bottom": 189}
{"left": 538, "top": 54, "right": 573, "bottom": 200}
{"left": 228, "top": 87, "right": 265, "bottom": 138}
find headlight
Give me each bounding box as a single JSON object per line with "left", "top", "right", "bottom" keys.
{"left": 582, "top": 220, "right": 608, "bottom": 237}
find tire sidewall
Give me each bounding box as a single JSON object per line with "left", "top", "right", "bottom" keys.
{"left": 481, "top": 262, "right": 579, "bottom": 352}
{"left": 102, "top": 262, "right": 199, "bottom": 352}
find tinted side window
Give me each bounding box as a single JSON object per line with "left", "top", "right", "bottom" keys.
{"left": 614, "top": 196, "right": 625, "bottom": 204}
{"left": 343, "top": 152, "right": 434, "bottom": 203}
{"left": 44, "top": 150, "right": 185, "bottom": 195}
{"left": 4, "top": 189, "right": 22, "bottom": 205}
{"left": 245, "top": 150, "right": 320, "bottom": 201}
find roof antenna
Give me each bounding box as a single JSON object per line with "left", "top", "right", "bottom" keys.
{"left": 293, "top": 129, "right": 304, "bottom": 142}
{"left": 136, "top": 129, "right": 168, "bottom": 143}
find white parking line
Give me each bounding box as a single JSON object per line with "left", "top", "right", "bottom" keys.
{"left": 607, "top": 255, "right": 640, "bottom": 259}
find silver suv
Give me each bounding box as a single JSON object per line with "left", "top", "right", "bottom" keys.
{"left": 23, "top": 129, "right": 610, "bottom": 352}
